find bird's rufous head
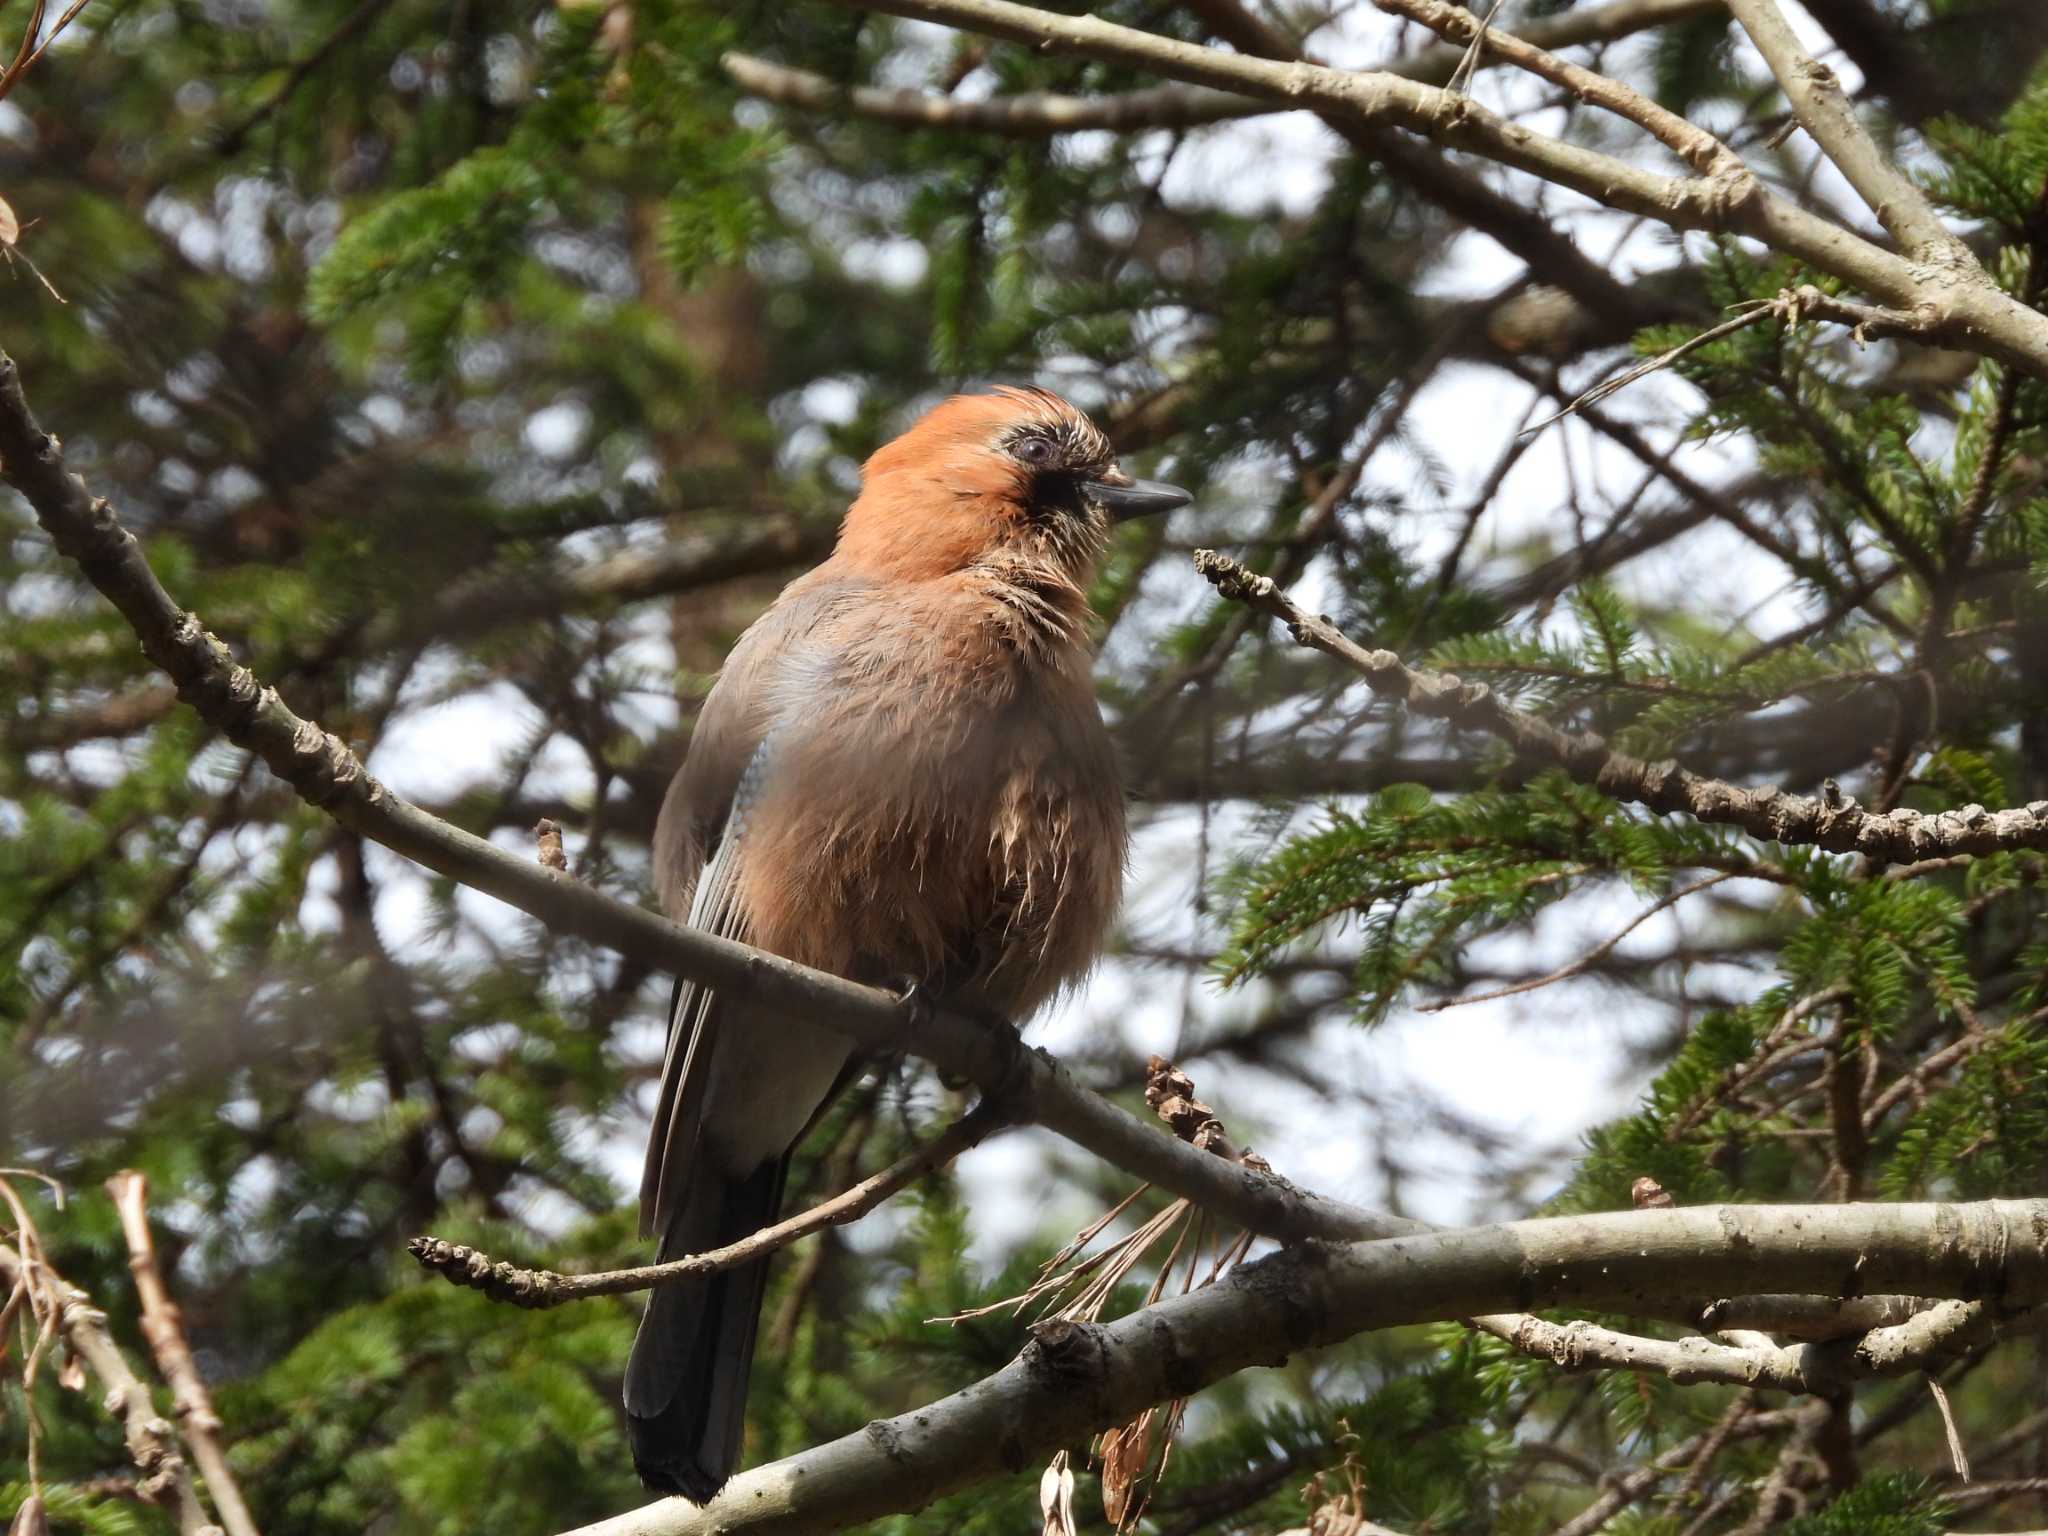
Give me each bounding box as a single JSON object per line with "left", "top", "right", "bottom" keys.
{"left": 835, "top": 387, "right": 1190, "bottom": 582}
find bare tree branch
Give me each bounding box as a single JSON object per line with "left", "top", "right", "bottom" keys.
{"left": 811, "top": 0, "right": 2048, "bottom": 377}
{"left": 1365, "top": 0, "right": 1741, "bottom": 176}
{"left": 555, "top": 1199, "right": 2048, "bottom": 1536}
{"left": 5, "top": 516, "right": 826, "bottom": 758}
{"left": 1471, "top": 1297, "right": 2008, "bottom": 1395}
{"left": 1181, "top": 0, "right": 1692, "bottom": 344}
{"left": 1724, "top": 0, "right": 1975, "bottom": 267}
{"left": 378, "top": 515, "right": 834, "bottom": 652}
{"left": 1193, "top": 549, "right": 2048, "bottom": 860}
{"left": 1699, "top": 1292, "right": 1952, "bottom": 1339}
{"left": 723, "top": 0, "right": 1725, "bottom": 137}
{"left": 5, "top": 682, "right": 178, "bottom": 751}
{"left": 723, "top": 52, "right": 1262, "bottom": 135}
{"left": 1420, "top": 871, "right": 1744, "bottom": 1012}
{"left": 104, "top": 1172, "right": 261, "bottom": 1536}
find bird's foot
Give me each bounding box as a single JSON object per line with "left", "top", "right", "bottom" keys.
{"left": 893, "top": 976, "right": 1014, "bottom": 1038}
{"left": 894, "top": 976, "right": 937, "bottom": 1031}
{"left": 892, "top": 977, "right": 1025, "bottom": 1094}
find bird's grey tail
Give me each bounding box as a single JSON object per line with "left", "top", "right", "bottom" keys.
{"left": 623, "top": 1157, "right": 786, "bottom": 1503}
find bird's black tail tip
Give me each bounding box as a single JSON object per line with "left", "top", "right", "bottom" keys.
{"left": 631, "top": 1451, "right": 729, "bottom": 1505}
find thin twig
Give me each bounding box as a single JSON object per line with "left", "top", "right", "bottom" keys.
{"left": 106, "top": 1171, "right": 262, "bottom": 1536}
{"left": 1525, "top": 304, "right": 1779, "bottom": 434}
{"left": 1444, "top": 0, "right": 1507, "bottom": 96}
{"left": 1421, "top": 870, "right": 1742, "bottom": 1012}
{"left": 0, "top": 1238, "right": 221, "bottom": 1536}
{"left": 0, "top": 0, "right": 42, "bottom": 100}
{"left": 1527, "top": 285, "right": 1937, "bottom": 435}
{"left": 722, "top": 51, "right": 1261, "bottom": 136}
{"left": 410, "top": 1102, "right": 1009, "bottom": 1306}
{"left": 1928, "top": 1374, "right": 1972, "bottom": 1481}
{"left": 210, "top": 0, "right": 397, "bottom": 156}
{"left": 1668, "top": 1389, "right": 1757, "bottom": 1510}
{"left": 0, "top": 0, "right": 93, "bottom": 105}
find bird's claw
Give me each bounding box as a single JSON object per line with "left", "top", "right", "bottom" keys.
{"left": 894, "top": 979, "right": 1027, "bottom": 1097}
{"left": 895, "top": 976, "right": 936, "bottom": 1030}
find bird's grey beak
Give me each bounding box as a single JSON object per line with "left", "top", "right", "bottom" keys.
{"left": 1090, "top": 474, "right": 1193, "bottom": 522}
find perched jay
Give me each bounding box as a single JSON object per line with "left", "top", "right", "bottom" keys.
{"left": 625, "top": 387, "right": 1191, "bottom": 1500}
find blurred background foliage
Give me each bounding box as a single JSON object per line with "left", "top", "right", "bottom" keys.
{"left": 6, "top": 0, "right": 2048, "bottom": 1531}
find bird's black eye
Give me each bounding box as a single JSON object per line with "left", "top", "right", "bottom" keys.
{"left": 1014, "top": 435, "right": 1057, "bottom": 467}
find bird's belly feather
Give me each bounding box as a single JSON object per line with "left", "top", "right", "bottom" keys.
{"left": 738, "top": 698, "right": 1126, "bottom": 1023}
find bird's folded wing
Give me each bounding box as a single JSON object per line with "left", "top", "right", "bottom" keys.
{"left": 639, "top": 738, "right": 774, "bottom": 1242}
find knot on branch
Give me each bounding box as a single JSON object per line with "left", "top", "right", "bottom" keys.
{"left": 131, "top": 1425, "right": 190, "bottom": 1503}
{"left": 1520, "top": 1317, "right": 1594, "bottom": 1371}
{"left": 406, "top": 1236, "right": 566, "bottom": 1307}
{"left": 1793, "top": 57, "right": 1838, "bottom": 89}
{"left": 1026, "top": 1317, "right": 1111, "bottom": 1386}
{"left": 1626, "top": 759, "right": 1688, "bottom": 814}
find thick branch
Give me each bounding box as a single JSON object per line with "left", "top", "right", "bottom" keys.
{"left": 558, "top": 1199, "right": 2048, "bottom": 1536}
{"left": 1699, "top": 1291, "right": 1950, "bottom": 1340}
{"left": 0, "top": 348, "right": 1421, "bottom": 1251}
{"left": 1724, "top": 0, "right": 1974, "bottom": 266}
{"left": 1194, "top": 549, "right": 2048, "bottom": 861}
